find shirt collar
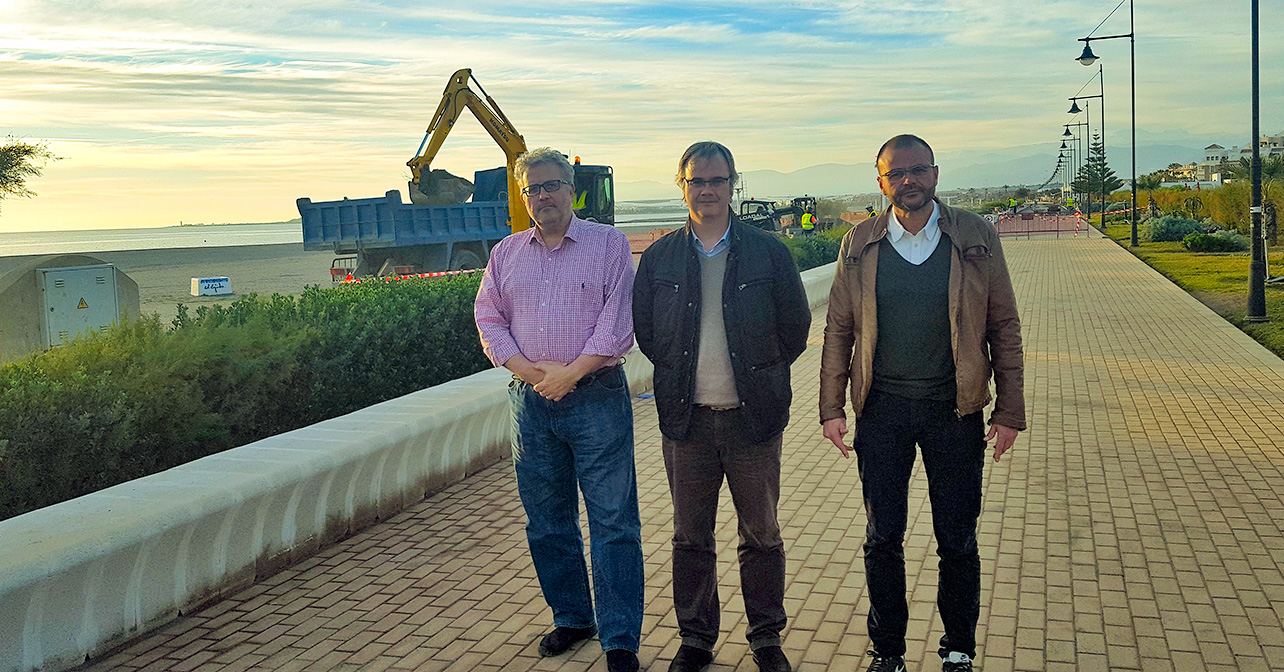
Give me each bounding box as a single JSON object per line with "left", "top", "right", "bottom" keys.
{"left": 886, "top": 201, "right": 941, "bottom": 243}
{"left": 525, "top": 215, "right": 584, "bottom": 250}
{"left": 689, "top": 218, "right": 732, "bottom": 257}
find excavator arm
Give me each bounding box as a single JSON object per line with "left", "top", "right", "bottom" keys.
{"left": 407, "top": 68, "right": 531, "bottom": 231}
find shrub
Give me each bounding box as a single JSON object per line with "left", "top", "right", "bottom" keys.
{"left": 1181, "top": 230, "right": 1250, "bottom": 253}
{"left": 781, "top": 234, "right": 841, "bottom": 271}
{"left": 1139, "top": 215, "right": 1206, "bottom": 242}
{"left": 0, "top": 274, "right": 491, "bottom": 521}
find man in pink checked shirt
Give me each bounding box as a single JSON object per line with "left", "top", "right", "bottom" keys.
{"left": 474, "top": 147, "right": 643, "bottom": 672}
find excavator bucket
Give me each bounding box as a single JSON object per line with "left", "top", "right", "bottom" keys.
{"left": 408, "top": 169, "right": 474, "bottom": 206}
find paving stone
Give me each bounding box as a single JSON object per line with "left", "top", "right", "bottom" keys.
{"left": 76, "top": 234, "right": 1284, "bottom": 671}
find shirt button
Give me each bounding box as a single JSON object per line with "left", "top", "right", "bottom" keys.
{"left": 541, "top": 303, "right": 546, "bottom": 306}
{"left": 539, "top": 328, "right": 544, "bottom": 332}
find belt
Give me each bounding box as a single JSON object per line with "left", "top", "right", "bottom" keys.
{"left": 694, "top": 403, "right": 740, "bottom": 412}
{"left": 577, "top": 364, "right": 623, "bottom": 387}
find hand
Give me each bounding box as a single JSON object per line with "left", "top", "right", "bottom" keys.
{"left": 532, "top": 361, "right": 579, "bottom": 401}
{"left": 822, "top": 417, "right": 851, "bottom": 459}
{"left": 985, "top": 423, "right": 1019, "bottom": 462}
{"left": 513, "top": 360, "right": 545, "bottom": 386}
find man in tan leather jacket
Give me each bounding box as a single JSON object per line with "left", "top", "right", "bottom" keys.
{"left": 819, "top": 134, "right": 1025, "bottom": 672}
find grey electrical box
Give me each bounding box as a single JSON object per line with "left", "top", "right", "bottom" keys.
{"left": 38, "top": 264, "right": 121, "bottom": 348}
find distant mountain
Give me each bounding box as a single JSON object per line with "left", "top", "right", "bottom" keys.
{"left": 618, "top": 141, "right": 1212, "bottom": 202}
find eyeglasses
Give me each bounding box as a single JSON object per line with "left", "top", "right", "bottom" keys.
{"left": 879, "top": 164, "right": 935, "bottom": 181}
{"left": 521, "top": 179, "right": 570, "bottom": 197}
{"left": 683, "top": 176, "right": 731, "bottom": 189}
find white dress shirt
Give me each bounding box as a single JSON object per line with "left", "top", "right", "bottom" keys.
{"left": 885, "top": 202, "right": 943, "bottom": 266}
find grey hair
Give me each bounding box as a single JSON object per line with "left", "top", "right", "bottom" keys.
{"left": 875, "top": 134, "right": 935, "bottom": 167}
{"left": 675, "top": 141, "right": 738, "bottom": 188}
{"left": 514, "top": 147, "right": 574, "bottom": 187}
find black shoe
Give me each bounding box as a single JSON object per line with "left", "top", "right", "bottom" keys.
{"left": 668, "top": 644, "right": 714, "bottom": 672}
{"left": 607, "top": 649, "right": 640, "bottom": 672}
{"left": 941, "top": 652, "right": 974, "bottom": 671}
{"left": 537, "top": 625, "right": 597, "bottom": 657}
{"left": 866, "top": 651, "right": 906, "bottom": 672}
{"left": 752, "top": 645, "right": 792, "bottom": 672}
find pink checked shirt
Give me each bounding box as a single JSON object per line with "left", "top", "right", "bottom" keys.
{"left": 474, "top": 217, "right": 635, "bottom": 368}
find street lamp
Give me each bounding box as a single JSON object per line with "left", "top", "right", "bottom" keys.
{"left": 1077, "top": 0, "right": 1136, "bottom": 246}
{"left": 1068, "top": 63, "right": 1106, "bottom": 225}
{"left": 1069, "top": 100, "right": 1097, "bottom": 221}
{"left": 1065, "top": 121, "right": 1089, "bottom": 218}
{"left": 1247, "top": 0, "right": 1267, "bottom": 321}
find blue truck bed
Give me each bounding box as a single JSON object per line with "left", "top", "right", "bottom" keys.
{"left": 297, "top": 190, "right": 509, "bottom": 253}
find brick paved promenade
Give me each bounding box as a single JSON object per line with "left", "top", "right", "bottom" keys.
{"left": 86, "top": 233, "right": 1284, "bottom": 672}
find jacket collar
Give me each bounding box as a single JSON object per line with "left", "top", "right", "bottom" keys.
{"left": 848, "top": 198, "right": 984, "bottom": 259}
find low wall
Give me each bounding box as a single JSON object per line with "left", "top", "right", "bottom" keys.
{"left": 0, "top": 262, "right": 835, "bottom": 672}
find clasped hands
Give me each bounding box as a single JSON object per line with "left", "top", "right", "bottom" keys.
{"left": 517, "top": 360, "right": 581, "bottom": 401}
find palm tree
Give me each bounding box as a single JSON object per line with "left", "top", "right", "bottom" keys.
{"left": 1228, "top": 155, "right": 1284, "bottom": 186}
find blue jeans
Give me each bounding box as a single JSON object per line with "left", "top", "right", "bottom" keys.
{"left": 510, "top": 365, "right": 644, "bottom": 653}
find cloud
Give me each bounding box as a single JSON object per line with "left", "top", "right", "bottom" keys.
{"left": 1, "top": 0, "right": 1281, "bottom": 231}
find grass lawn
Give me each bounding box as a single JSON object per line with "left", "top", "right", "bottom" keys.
{"left": 1102, "top": 223, "right": 1284, "bottom": 360}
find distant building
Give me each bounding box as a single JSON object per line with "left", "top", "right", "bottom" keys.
{"left": 1193, "top": 132, "right": 1284, "bottom": 183}
{"left": 1168, "top": 162, "right": 1197, "bottom": 181}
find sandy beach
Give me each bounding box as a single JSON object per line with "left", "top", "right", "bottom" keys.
{"left": 1, "top": 243, "right": 338, "bottom": 325}
{"left": 103, "top": 244, "right": 339, "bottom": 323}
{"left": 4, "top": 225, "right": 680, "bottom": 326}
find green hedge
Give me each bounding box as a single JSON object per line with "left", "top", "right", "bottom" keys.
{"left": 0, "top": 274, "right": 489, "bottom": 521}
{"left": 782, "top": 233, "right": 842, "bottom": 271}
{"left": 1181, "top": 230, "right": 1250, "bottom": 253}
{"left": 1138, "top": 215, "right": 1207, "bottom": 242}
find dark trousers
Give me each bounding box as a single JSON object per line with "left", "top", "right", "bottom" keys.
{"left": 854, "top": 390, "right": 986, "bottom": 659}
{"left": 661, "top": 407, "right": 787, "bottom": 651}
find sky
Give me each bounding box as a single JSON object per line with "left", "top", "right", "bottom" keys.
{"left": 1, "top": 0, "right": 1281, "bottom": 231}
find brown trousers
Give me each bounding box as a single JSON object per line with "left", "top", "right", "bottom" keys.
{"left": 661, "top": 406, "right": 787, "bottom": 651}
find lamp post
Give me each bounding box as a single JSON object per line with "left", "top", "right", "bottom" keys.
{"left": 1247, "top": 0, "right": 1267, "bottom": 321}
{"left": 1065, "top": 121, "right": 1089, "bottom": 220}
{"left": 1068, "top": 100, "right": 1097, "bottom": 221}
{"left": 1069, "top": 63, "right": 1105, "bottom": 226}
{"left": 1077, "top": 0, "right": 1136, "bottom": 246}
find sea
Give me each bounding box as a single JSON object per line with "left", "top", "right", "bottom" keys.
{"left": 0, "top": 203, "right": 690, "bottom": 258}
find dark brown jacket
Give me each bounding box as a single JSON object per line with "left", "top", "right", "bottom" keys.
{"left": 819, "top": 200, "right": 1026, "bottom": 429}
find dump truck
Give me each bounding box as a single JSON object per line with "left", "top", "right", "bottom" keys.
{"left": 298, "top": 68, "right": 615, "bottom": 279}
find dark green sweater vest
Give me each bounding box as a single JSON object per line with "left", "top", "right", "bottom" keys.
{"left": 872, "top": 234, "right": 957, "bottom": 401}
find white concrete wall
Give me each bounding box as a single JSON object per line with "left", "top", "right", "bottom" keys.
{"left": 0, "top": 262, "right": 835, "bottom": 672}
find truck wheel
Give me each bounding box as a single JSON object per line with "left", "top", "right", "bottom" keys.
{"left": 450, "top": 250, "right": 484, "bottom": 271}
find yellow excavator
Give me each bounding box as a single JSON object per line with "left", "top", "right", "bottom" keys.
{"left": 405, "top": 68, "right": 616, "bottom": 233}
{"left": 300, "top": 69, "right": 616, "bottom": 278}
{"left": 406, "top": 68, "right": 530, "bottom": 230}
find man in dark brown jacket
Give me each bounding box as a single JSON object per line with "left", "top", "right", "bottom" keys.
{"left": 819, "top": 135, "right": 1025, "bottom": 672}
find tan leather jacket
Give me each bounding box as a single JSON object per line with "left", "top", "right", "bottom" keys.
{"left": 819, "top": 200, "right": 1026, "bottom": 430}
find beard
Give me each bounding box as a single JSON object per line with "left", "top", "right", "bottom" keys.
{"left": 891, "top": 185, "right": 935, "bottom": 212}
